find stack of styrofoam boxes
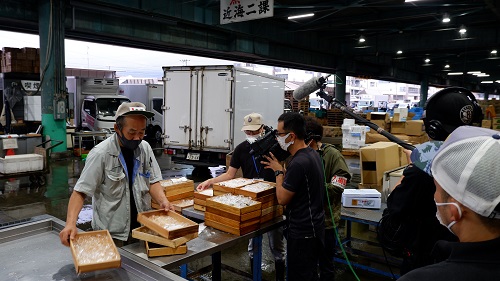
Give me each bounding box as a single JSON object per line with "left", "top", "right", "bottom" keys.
{"left": 342, "top": 119, "right": 369, "bottom": 149}
{"left": 24, "top": 95, "right": 42, "bottom": 121}
{"left": 0, "top": 154, "right": 43, "bottom": 174}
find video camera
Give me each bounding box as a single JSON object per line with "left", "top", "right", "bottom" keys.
{"left": 249, "top": 125, "right": 290, "bottom": 163}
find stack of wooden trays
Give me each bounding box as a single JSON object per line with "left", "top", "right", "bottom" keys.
{"left": 205, "top": 194, "right": 262, "bottom": 236}
{"left": 152, "top": 177, "right": 194, "bottom": 211}
{"left": 235, "top": 181, "right": 283, "bottom": 223}
{"left": 194, "top": 188, "right": 214, "bottom": 211}
{"left": 70, "top": 230, "right": 121, "bottom": 273}
{"left": 212, "top": 178, "right": 261, "bottom": 196}
{"left": 135, "top": 210, "right": 199, "bottom": 257}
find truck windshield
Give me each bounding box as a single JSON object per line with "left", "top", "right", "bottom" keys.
{"left": 96, "top": 98, "right": 131, "bottom": 117}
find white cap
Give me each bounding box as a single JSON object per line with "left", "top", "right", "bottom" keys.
{"left": 115, "top": 102, "right": 154, "bottom": 119}
{"left": 241, "top": 113, "right": 263, "bottom": 131}
{"left": 430, "top": 126, "right": 500, "bottom": 218}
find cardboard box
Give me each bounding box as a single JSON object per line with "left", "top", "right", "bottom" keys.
{"left": 365, "top": 132, "right": 389, "bottom": 143}
{"left": 360, "top": 142, "right": 400, "bottom": 186}
{"left": 393, "top": 108, "right": 408, "bottom": 122}
{"left": 408, "top": 134, "right": 428, "bottom": 145}
{"left": 390, "top": 121, "right": 406, "bottom": 134}
{"left": 367, "top": 112, "right": 390, "bottom": 123}
{"left": 399, "top": 145, "right": 409, "bottom": 166}
{"left": 137, "top": 210, "right": 199, "bottom": 239}
{"left": 405, "top": 120, "right": 425, "bottom": 136}
{"left": 70, "top": 230, "right": 121, "bottom": 273}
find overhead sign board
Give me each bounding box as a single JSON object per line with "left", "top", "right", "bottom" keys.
{"left": 220, "top": 0, "right": 274, "bottom": 25}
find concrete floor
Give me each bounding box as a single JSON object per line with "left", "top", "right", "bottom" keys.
{"left": 0, "top": 151, "right": 395, "bottom": 281}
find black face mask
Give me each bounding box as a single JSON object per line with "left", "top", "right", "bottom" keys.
{"left": 118, "top": 130, "right": 142, "bottom": 150}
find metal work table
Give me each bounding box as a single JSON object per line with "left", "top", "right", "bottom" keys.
{"left": 0, "top": 215, "right": 185, "bottom": 281}
{"left": 336, "top": 203, "right": 401, "bottom": 279}
{"left": 71, "top": 131, "right": 109, "bottom": 153}
{"left": 122, "top": 213, "right": 285, "bottom": 281}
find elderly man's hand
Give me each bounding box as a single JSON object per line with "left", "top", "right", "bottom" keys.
{"left": 160, "top": 200, "right": 175, "bottom": 212}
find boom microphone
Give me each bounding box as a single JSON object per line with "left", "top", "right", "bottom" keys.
{"left": 293, "top": 75, "right": 330, "bottom": 101}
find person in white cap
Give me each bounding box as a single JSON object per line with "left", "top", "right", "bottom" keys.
{"left": 60, "top": 102, "right": 174, "bottom": 247}
{"left": 197, "top": 112, "right": 286, "bottom": 281}
{"left": 399, "top": 126, "right": 500, "bottom": 280}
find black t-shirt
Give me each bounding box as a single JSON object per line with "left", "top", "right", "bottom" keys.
{"left": 282, "top": 147, "right": 325, "bottom": 239}
{"left": 121, "top": 146, "right": 140, "bottom": 230}
{"left": 230, "top": 140, "right": 275, "bottom": 182}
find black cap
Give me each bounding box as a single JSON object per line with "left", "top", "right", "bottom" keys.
{"left": 423, "top": 89, "right": 475, "bottom": 135}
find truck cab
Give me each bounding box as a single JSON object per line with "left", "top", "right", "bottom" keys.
{"left": 81, "top": 95, "right": 130, "bottom": 133}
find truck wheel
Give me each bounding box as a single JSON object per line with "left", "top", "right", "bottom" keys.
{"left": 154, "top": 126, "right": 162, "bottom": 144}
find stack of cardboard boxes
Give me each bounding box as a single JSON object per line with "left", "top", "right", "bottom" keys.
{"left": 1, "top": 47, "right": 40, "bottom": 74}
{"left": 365, "top": 112, "right": 428, "bottom": 145}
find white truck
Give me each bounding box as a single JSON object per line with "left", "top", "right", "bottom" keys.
{"left": 66, "top": 77, "right": 131, "bottom": 133}
{"left": 119, "top": 83, "right": 164, "bottom": 143}
{"left": 162, "top": 65, "right": 285, "bottom": 167}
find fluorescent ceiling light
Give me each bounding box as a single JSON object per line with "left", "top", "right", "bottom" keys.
{"left": 444, "top": 64, "right": 450, "bottom": 68}
{"left": 405, "top": 0, "right": 420, "bottom": 2}
{"left": 477, "top": 74, "right": 490, "bottom": 77}
{"left": 359, "top": 36, "right": 366, "bottom": 43}
{"left": 492, "top": 50, "right": 498, "bottom": 54}
{"left": 288, "top": 13, "right": 314, "bottom": 20}
{"left": 396, "top": 50, "right": 403, "bottom": 54}
{"left": 467, "top": 71, "right": 481, "bottom": 74}
{"left": 472, "top": 73, "right": 486, "bottom": 76}
{"left": 424, "top": 58, "right": 430, "bottom": 63}
{"left": 459, "top": 25, "right": 467, "bottom": 34}
{"left": 481, "top": 81, "right": 493, "bottom": 84}
{"left": 496, "top": 80, "right": 500, "bottom": 83}
{"left": 442, "top": 14, "right": 450, "bottom": 23}
{"left": 447, "top": 72, "right": 463, "bottom": 75}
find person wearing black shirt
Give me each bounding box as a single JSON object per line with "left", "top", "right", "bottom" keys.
{"left": 262, "top": 112, "right": 325, "bottom": 281}
{"left": 197, "top": 113, "right": 286, "bottom": 281}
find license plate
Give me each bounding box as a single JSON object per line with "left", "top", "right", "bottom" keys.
{"left": 186, "top": 153, "right": 200, "bottom": 161}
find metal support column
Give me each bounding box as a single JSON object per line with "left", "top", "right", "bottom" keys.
{"left": 420, "top": 75, "right": 429, "bottom": 107}
{"left": 335, "top": 58, "right": 347, "bottom": 104}
{"left": 38, "top": 0, "right": 67, "bottom": 154}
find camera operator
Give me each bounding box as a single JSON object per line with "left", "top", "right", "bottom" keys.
{"left": 196, "top": 113, "right": 285, "bottom": 281}
{"left": 262, "top": 112, "right": 325, "bottom": 281}
{"left": 305, "top": 116, "right": 351, "bottom": 281}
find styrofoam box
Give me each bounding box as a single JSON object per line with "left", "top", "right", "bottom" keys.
{"left": 0, "top": 154, "right": 43, "bottom": 174}
{"left": 342, "top": 189, "right": 382, "bottom": 209}
{"left": 342, "top": 196, "right": 382, "bottom": 209}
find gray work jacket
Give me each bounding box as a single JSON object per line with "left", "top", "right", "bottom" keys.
{"left": 74, "top": 133, "right": 162, "bottom": 241}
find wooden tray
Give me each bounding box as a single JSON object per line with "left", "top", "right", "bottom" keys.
{"left": 260, "top": 198, "right": 279, "bottom": 209}
{"left": 160, "top": 178, "right": 194, "bottom": 196}
{"left": 213, "top": 178, "right": 260, "bottom": 194}
{"left": 205, "top": 207, "right": 261, "bottom": 222}
{"left": 206, "top": 195, "right": 261, "bottom": 216}
{"left": 70, "top": 230, "right": 121, "bottom": 273}
{"left": 167, "top": 191, "right": 194, "bottom": 202}
{"left": 171, "top": 198, "right": 194, "bottom": 212}
{"left": 261, "top": 206, "right": 284, "bottom": 223}
{"left": 205, "top": 218, "right": 260, "bottom": 236}
{"left": 132, "top": 226, "right": 197, "bottom": 248}
{"left": 145, "top": 242, "right": 187, "bottom": 257}
{"left": 254, "top": 193, "right": 278, "bottom": 204}
{"left": 137, "top": 210, "right": 198, "bottom": 239}
{"left": 205, "top": 212, "right": 260, "bottom": 228}
{"left": 194, "top": 204, "right": 206, "bottom": 212}
{"left": 194, "top": 188, "right": 214, "bottom": 200}
{"left": 194, "top": 198, "right": 207, "bottom": 206}
{"left": 234, "top": 181, "right": 276, "bottom": 199}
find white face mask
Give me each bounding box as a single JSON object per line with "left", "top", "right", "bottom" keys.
{"left": 435, "top": 201, "right": 462, "bottom": 235}
{"left": 277, "top": 133, "right": 293, "bottom": 151}
{"left": 246, "top": 135, "right": 258, "bottom": 144}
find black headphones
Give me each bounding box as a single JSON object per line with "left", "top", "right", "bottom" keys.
{"left": 424, "top": 87, "right": 483, "bottom": 140}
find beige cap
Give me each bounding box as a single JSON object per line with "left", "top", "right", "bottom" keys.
{"left": 241, "top": 113, "right": 263, "bottom": 131}
{"left": 115, "top": 102, "right": 154, "bottom": 119}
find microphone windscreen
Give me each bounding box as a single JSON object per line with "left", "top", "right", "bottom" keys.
{"left": 293, "top": 77, "right": 321, "bottom": 101}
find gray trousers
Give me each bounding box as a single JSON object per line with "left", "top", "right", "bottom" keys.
{"left": 248, "top": 227, "right": 286, "bottom": 262}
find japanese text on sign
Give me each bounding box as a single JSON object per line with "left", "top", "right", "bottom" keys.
{"left": 21, "top": 80, "right": 41, "bottom": 92}
{"left": 220, "top": 0, "right": 273, "bottom": 24}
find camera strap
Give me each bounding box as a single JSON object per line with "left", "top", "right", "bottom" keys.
{"left": 252, "top": 155, "right": 261, "bottom": 177}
